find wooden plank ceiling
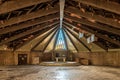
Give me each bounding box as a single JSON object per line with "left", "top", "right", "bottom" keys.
{"left": 0, "top": 0, "right": 120, "bottom": 52}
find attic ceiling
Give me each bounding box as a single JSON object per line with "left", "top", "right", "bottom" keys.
{"left": 0, "top": 0, "right": 120, "bottom": 52}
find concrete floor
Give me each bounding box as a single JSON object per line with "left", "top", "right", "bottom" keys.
{"left": 0, "top": 65, "right": 120, "bottom": 80}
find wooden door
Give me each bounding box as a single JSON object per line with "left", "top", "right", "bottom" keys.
{"left": 18, "top": 54, "right": 27, "bottom": 65}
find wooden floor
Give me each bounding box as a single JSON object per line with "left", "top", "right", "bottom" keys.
{"left": 0, "top": 65, "right": 120, "bottom": 80}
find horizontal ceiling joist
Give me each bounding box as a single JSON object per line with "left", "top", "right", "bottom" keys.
{"left": 0, "top": 13, "right": 59, "bottom": 34}
{"left": 64, "top": 14, "right": 120, "bottom": 36}
{"left": 73, "top": 0, "right": 120, "bottom": 14}
{"left": 64, "top": 20, "right": 120, "bottom": 46}
{"left": 65, "top": 7, "right": 120, "bottom": 29}
{"left": 0, "top": 6, "right": 59, "bottom": 28}
{"left": 0, "top": 21, "right": 59, "bottom": 45}
{"left": 63, "top": 24, "right": 91, "bottom": 52}
{"left": 0, "top": 0, "right": 51, "bottom": 14}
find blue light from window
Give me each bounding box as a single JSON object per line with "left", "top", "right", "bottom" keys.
{"left": 55, "top": 28, "right": 66, "bottom": 50}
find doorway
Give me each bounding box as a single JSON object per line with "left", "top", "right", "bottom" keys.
{"left": 18, "top": 54, "right": 27, "bottom": 65}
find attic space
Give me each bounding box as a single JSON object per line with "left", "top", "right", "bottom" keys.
{"left": 0, "top": 0, "right": 120, "bottom": 80}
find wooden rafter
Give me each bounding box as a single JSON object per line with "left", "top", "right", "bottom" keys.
{"left": 64, "top": 22, "right": 108, "bottom": 51}
{"left": 26, "top": 5, "right": 38, "bottom": 14}
{"left": 14, "top": 27, "right": 56, "bottom": 51}
{"left": 0, "top": 21, "right": 59, "bottom": 45}
{"left": 53, "top": 28, "right": 60, "bottom": 50}
{"left": 60, "top": 0, "right": 65, "bottom": 28}
{"left": 62, "top": 28, "right": 68, "bottom": 50}
{"left": 0, "top": 13, "right": 59, "bottom": 34}
{"left": 0, "top": 0, "right": 51, "bottom": 14}
{"left": 43, "top": 28, "right": 58, "bottom": 52}
{"left": 64, "top": 14, "right": 120, "bottom": 36}
{"left": 63, "top": 28, "right": 79, "bottom": 52}
{"left": 63, "top": 24, "right": 91, "bottom": 52}
{"left": 7, "top": 12, "right": 12, "bottom": 20}
{"left": 65, "top": 7, "right": 120, "bottom": 29}
{"left": 64, "top": 20, "right": 120, "bottom": 46}
{"left": 31, "top": 25, "right": 58, "bottom": 51}
{"left": 0, "top": 6, "right": 59, "bottom": 28}
{"left": 73, "top": 0, "right": 120, "bottom": 14}
{"left": 94, "top": 42, "right": 108, "bottom": 51}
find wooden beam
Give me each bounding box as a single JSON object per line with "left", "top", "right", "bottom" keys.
{"left": 53, "top": 28, "right": 60, "bottom": 50}
{"left": 0, "top": 6, "right": 59, "bottom": 28}
{"left": 0, "top": 21, "right": 59, "bottom": 45}
{"left": 73, "top": 0, "right": 120, "bottom": 14}
{"left": 0, "top": 0, "right": 51, "bottom": 14}
{"left": 43, "top": 28, "right": 58, "bottom": 52}
{"left": 65, "top": 7, "right": 120, "bottom": 29}
{"left": 31, "top": 50, "right": 43, "bottom": 52}
{"left": 63, "top": 22, "right": 108, "bottom": 51}
{"left": 14, "top": 27, "right": 57, "bottom": 51}
{"left": 7, "top": 12, "right": 12, "bottom": 20}
{"left": 63, "top": 24, "right": 91, "bottom": 52}
{"left": 31, "top": 25, "right": 58, "bottom": 51}
{"left": 0, "top": 13, "right": 59, "bottom": 34}
{"left": 94, "top": 41, "right": 108, "bottom": 51}
{"left": 64, "top": 20, "right": 120, "bottom": 46}
{"left": 26, "top": 5, "right": 38, "bottom": 14}
{"left": 64, "top": 14, "right": 120, "bottom": 36}
{"left": 60, "top": 0, "right": 65, "bottom": 28}
{"left": 63, "top": 28, "right": 79, "bottom": 52}
{"left": 62, "top": 28, "right": 68, "bottom": 50}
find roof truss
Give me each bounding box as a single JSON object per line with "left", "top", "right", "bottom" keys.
{"left": 0, "top": 6, "right": 59, "bottom": 28}
{"left": 64, "top": 20, "right": 120, "bottom": 47}
{"left": 65, "top": 6, "right": 120, "bottom": 29}
{"left": 0, "top": 13, "right": 59, "bottom": 34}
{"left": 64, "top": 14, "right": 120, "bottom": 36}
{"left": 0, "top": 0, "right": 51, "bottom": 14}
{"left": 0, "top": 21, "right": 59, "bottom": 45}
{"left": 73, "top": 0, "right": 120, "bottom": 14}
